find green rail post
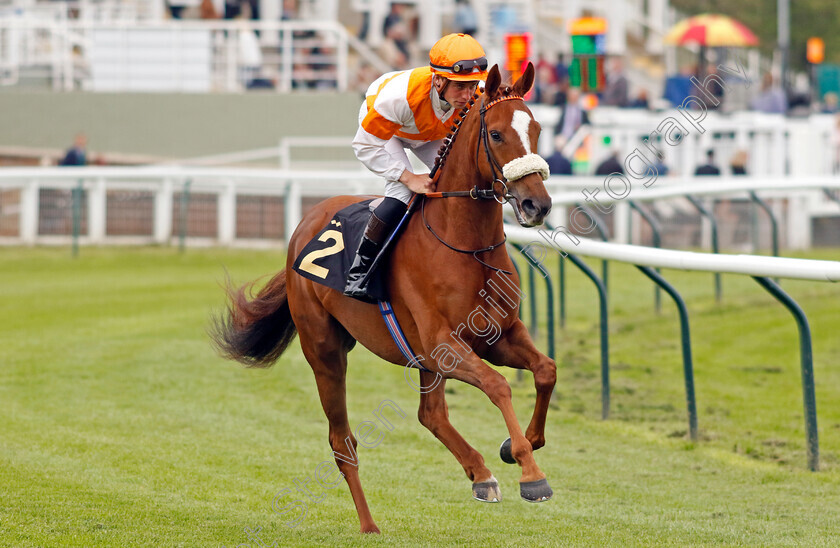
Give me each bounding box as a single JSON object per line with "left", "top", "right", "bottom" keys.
{"left": 559, "top": 255, "right": 566, "bottom": 328}
{"left": 629, "top": 200, "right": 663, "bottom": 314}
{"left": 748, "top": 191, "right": 779, "bottom": 258}
{"left": 753, "top": 276, "right": 819, "bottom": 471}
{"left": 512, "top": 243, "right": 555, "bottom": 362}
{"left": 574, "top": 202, "right": 610, "bottom": 292}
{"left": 685, "top": 195, "right": 722, "bottom": 303}
{"left": 636, "top": 266, "right": 698, "bottom": 441}
{"left": 506, "top": 253, "right": 526, "bottom": 382}
{"left": 527, "top": 254, "right": 538, "bottom": 338}
{"left": 71, "top": 179, "right": 83, "bottom": 258}
{"left": 508, "top": 252, "right": 523, "bottom": 321}
{"left": 565, "top": 253, "right": 610, "bottom": 419}
{"left": 179, "top": 179, "right": 192, "bottom": 253}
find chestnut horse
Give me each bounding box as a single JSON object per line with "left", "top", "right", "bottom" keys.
{"left": 211, "top": 63, "right": 556, "bottom": 533}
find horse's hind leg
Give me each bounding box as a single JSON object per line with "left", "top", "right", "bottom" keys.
{"left": 297, "top": 314, "right": 379, "bottom": 534}
{"left": 416, "top": 371, "right": 501, "bottom": 502}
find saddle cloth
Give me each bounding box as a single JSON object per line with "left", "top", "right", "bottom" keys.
{"left": 291, "top": 199, "right": 388, "bottom": 302}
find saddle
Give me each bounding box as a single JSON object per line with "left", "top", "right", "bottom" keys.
{"left": 292, "top": 199, "right": 392, "bottom": 302}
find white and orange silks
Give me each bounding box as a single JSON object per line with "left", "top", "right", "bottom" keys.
{"left": 353, "top": 66, "right": 463, "bottom": 204}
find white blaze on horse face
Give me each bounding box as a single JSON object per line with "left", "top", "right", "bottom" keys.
{"left": 511, "top": 109, "right": 534, "bottom": 154}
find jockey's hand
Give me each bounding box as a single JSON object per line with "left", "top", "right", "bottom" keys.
{"left": 399, "top": 170, "right": 435, "bottom": 194}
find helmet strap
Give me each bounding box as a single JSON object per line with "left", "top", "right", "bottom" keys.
{"left": 434, "top": 75, "right": 451, "bottom": 108}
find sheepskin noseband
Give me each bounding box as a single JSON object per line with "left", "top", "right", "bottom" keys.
{"left": 502, "top": 153, "right": 550, "bottom": 182}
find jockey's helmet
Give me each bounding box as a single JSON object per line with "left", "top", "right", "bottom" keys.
{"left": 429, "top": 33, "right": 488, "bottom": 82}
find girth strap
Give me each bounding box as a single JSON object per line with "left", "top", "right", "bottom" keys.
{"left": 378, "top": 300, "right": 434, "bottom": 372}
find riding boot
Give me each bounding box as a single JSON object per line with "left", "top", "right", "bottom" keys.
{"left": 344, "top": 212, "right": 391, "bottom": 299}
{"left": 344, "top": 197, "right": 406, "bottom": 299}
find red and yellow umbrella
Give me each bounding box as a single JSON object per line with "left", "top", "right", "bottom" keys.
{"left": 665, "top": 13, "right": 759, "bottom": 47}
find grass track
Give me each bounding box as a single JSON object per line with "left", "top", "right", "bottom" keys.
{"left": 1, "top": 246, "right": 839, "bottom": 547}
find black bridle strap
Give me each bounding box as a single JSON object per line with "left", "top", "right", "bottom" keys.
{"left": 420, "top": 196, "right": 512, "bottom": 275}
{"left": 478, "top": 94, "right": 523, "bottom": 187}
{"left": 425, "top": 189, "right": 497, "bottom": 200}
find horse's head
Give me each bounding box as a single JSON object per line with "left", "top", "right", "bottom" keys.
{"left": 479, "top": 63, "right": 552, "bottom": 227}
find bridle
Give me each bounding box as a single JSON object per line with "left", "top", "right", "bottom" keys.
{"left": 426, "top": 92, "right": 522, "bottom": 203}
{"left": 420, "top": 92, "right": 529, "bottom": 274}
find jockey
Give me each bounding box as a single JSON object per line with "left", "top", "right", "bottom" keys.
{"left": 345, "top": 33, "right": 488, "bottom": 298}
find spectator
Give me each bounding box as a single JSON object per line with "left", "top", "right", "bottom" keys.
{"left": 645, "top": 151, "right": 669, "bottom": 177}
{"left": 594, "top": 150, "right": 623, "bottom": 176}
{"left": 601, "top": 57, "right": 629, "bottom": 107}
{"left": 379, "top": 22, "right": 410, "bottom": 70}
{"left": 60, "top": 133, "right": 87, "bottom": 166}
{"left": 550, "top": 55, "right": 570, "bottom": 106}
{"left": 821, "top": 92, "right": 839, "bottom": 114}
{"left": 545, "top": 136, "right": 573, "bottom": 175}
{"left": 695, "top": 149, "right": 721, "bottom": 176}
{"left": 533, "top": 53, "right": 558, "bottom": 105}
{"left": 199, "top": 0, "right": 220, "bottom": 19}
{"left": 382, "top": 4, "right": 411, "bottom": 65}
{"left": 167, "top": 0, "right": 200, "bottom": 19}
{"left": 698, "top": 63, "right": 724, "bottom": 109}
{"left": 628, "top": 89, "right": 649, "bottom": 109}
{"left": 750, "top": 72, "right": 787, "bottom": 114}
{"left": 553, "top": 87, "right": 589, "bottom": 141}
{"left": 382, "top": 2, "right": 403, "bottom": 35}
{"left": 223, "top": 0, "right": 241, "bottom": 19}
{"left": 730, "top": 150, "right": 748, "bottom": 175}
{"left": 663, "top": 64, "right": 694, "bottom": 108}
{"left": 453, "top": 0, "right": 477, "bottom": 36}
{"left": 238, "top": 20, "right": 263, "bottom": 87}
{"left": 282, "top": 0, "right": 297, "bottom": 20}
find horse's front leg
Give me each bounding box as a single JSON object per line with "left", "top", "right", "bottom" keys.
{"left": 416, "top": 371, "right": 501, "bottom": 502}
{"left": 484, "top": 318, "right": 556, "bottom": 455}
{"left": 423, "top": 333, "right": 552, "bottom": 503}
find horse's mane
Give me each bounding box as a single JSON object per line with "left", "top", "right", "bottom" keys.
{"left": 430, "top": 88, "right": 482, "bottom": 177}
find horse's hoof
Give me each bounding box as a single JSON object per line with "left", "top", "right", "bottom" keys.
{"left": 472, "top": 476, "right": 502, "bottom": 503}
{"left": 520, "top": 478, "right": 553, "bottom": 503}
{"left": 499, "top": 438, "right": 516, "bottom": 464}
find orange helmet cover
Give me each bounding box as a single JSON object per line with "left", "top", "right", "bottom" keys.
{"left": 429, "top": 33, "right": 488, "bottom": 81}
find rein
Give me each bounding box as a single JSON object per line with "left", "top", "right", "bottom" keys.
{"left": 420, "top": 91, "right": 526, "bottom": 275}
{"left": 420, "top": 196, "right": 511, "bottom": 275}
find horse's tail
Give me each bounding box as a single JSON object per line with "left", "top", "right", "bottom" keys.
{"left": 210, "top": 269, "right": 298, "bottom": 368}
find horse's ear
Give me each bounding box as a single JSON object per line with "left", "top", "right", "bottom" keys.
{"left": 484, "top": 64, "right": 502, "bottom": 98}
{"left": 512, "top": 62, "right": 536, "bottom": 96}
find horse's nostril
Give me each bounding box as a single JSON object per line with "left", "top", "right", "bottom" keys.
{"left": 522, "top": 199, "right": 538, "bottom": 216}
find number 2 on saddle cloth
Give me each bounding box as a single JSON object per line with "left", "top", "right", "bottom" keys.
{"left": 292, "top": 198, "right": 410, "bottom": 303}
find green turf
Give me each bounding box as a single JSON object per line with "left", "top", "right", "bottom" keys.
{"left": 1, "top": 245, "right": 839, "bottom": 547}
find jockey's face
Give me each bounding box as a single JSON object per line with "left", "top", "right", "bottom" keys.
{"left": 434, "top": 76, "right": 479, "bottom": 110}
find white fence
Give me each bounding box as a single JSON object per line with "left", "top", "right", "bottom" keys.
{"left": 1, "top": 167, "right": 840, "bottom": 249}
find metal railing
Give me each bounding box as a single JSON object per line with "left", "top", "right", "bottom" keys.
{"left": 506, "top": 225, "right": 840, "bottom": 471}
{"left": 0, "top": 18, "right": 388, "bottom": 92}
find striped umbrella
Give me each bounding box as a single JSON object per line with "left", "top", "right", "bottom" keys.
{"left": 665, "top": 13, "right": 759, "bottom": 47}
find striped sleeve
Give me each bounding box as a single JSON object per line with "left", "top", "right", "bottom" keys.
{"left": 352, "top": 71, "right": 414, "bottom": 182}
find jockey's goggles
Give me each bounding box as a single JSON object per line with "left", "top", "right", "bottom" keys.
{"left": 431, "top": 56, "right": 488, "bottom": 76}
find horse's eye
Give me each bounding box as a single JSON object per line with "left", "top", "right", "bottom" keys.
{"left": 490, "top": 130, "right": 502, "bottom": 142}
